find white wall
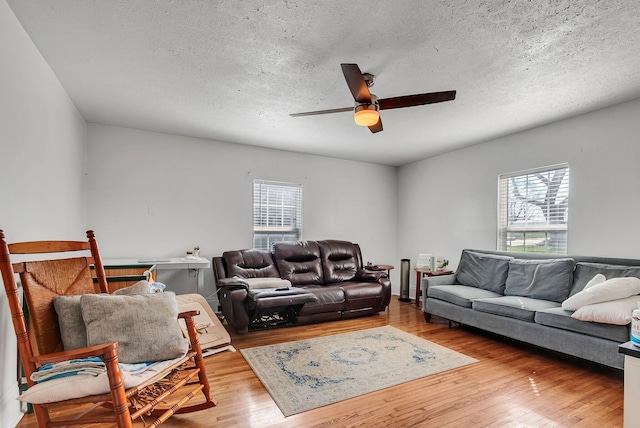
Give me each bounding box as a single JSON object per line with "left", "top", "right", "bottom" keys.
{"left": 0, "top": 1, "right": 87, "bottom": 425}
{"left": 85, "top": 124, "right": 399, "bottom": 303}
{"left": 398, "top": 98, "right": 640, "bottom": 295}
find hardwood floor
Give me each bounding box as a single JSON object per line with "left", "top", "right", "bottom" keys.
{"left": 17, "top": 298, "right": 624, "bottom": 428}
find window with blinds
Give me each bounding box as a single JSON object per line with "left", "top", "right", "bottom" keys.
{"left": 498, "top": 164, "right": 570, "bottom": 254}
{"left": 252, "top": 180, "right": 303, "bottom": 251}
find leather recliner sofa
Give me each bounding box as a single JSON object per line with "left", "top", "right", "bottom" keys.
{"left": 213, "top": 240, "right": 391, "bottom": 333}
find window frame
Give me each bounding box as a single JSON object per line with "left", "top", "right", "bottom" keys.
{"left": 497, "top": 163, "right": 570, "bottom": 255}
{"left": 252, "top": 179, "right": 303, "bottom": 251}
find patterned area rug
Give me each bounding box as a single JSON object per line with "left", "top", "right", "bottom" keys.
{"left": 241, "top": 325, "right": 477, "bottom": 416}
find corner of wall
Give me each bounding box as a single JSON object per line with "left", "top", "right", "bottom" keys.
{"left": 0, "top": 383, "right": 23, "bottom": 428}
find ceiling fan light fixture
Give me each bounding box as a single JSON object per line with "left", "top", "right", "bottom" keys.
{"left": 354, "top": 104, "right": 379, "bottom": 127}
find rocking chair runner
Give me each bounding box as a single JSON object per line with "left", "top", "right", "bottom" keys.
{"left": 0, "top": 229, "right": 216, "bottom": 427}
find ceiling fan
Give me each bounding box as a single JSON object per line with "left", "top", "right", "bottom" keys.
{"left": 290, "top": 63, "right": 456, "bottom": 133}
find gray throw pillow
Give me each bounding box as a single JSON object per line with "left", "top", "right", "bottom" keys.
{"left": 504, "top": 258, "right": 576, "bottom": 303}
{"left": 53, "top": 295, "right": 87, "bottom": 350}
{"left": 80, "top": 292, "right": 188, "bottom": 364}
{"left": 54, "top": 280, "right": 153, "bottom": 351}
{"left": 456, "top": 251, "right": 513, "bottom": 294}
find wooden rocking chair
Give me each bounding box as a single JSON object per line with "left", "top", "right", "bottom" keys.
{"left": 0, "top": 229, "right": 216, "bottom": 427}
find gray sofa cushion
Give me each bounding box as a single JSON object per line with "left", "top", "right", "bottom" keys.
{"left": 428, "top": 285, "right": 502, "bottom": 308}
{"left": 472, "top": 296, "right": 559, "bottom": 322}
{"left": 456, "top": 250, "right": 513, "bottom": 294}
{"left": 535, "top": 307, "right": 630, "bottom": 342}
{"left": 504, "top": 258, "right": 576, "bottom": 303}
{"left": 570, "top": 262, "right": 640, "bottom": 296}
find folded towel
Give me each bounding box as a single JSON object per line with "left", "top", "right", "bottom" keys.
{"left": 32, "top": 357, "right": 156, "bottom": 383}
{"left": 31, "top": 357, "right": 105, "bottom": 383}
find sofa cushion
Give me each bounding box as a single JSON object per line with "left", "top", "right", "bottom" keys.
{"left": 570, "top": 262, "right": 640, "bottom": 296}
{"left": 472, "top": 296, "right": 559, "bottom": 322}
{"left": 318, "top": 240, "right": 359, "bottom": 283}
{"left": 428, "top": 285, "right": 502, "bottom": 308}
{"left": 223, "top": 249, "right": 280, "bottom": 278}
{"left": 296, "top": 285, "right": 346, "bottom": 315}
{"left": 535, "top": 307, "right": 630, "bottom": 342}
{"left": 504, "top": 258, "right": 575, "bottom": 303}
{"left": 274, "top": 241, "right": 324, "bottom": 285}
{"left": 456, "top": 250, "right": 513, "bottom": 293}
{"left": 571, "top": 296, "right": 640, "bottom": 325}
{"left": 562, "top": 277, "right": 640, "bottom": 310}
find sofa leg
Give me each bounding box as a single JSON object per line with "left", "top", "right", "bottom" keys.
{"left": 424, "top": 313, "right": 431, "bottom": 323}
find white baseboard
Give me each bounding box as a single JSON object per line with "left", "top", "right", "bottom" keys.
{"left": 0, "top": 383, "right": 23, "bottom": 428}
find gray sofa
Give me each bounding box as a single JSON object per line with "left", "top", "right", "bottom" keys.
{"left": 422, "top": 249, "right": 640, "bottom": 369}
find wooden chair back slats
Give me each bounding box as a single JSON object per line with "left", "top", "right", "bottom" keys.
{"left": 20, "top": 257, "right": 96, "bottom": 355}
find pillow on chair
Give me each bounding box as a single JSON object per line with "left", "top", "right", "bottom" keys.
{"left": 80, "top": 292, "right": 188, "bottom": 364}
{"left": 112, "top": 280, "right": 152, "bottom": 295}
{"left": 54, "top": 280, "right": 152, "bottom": 351}
{"left": 53, "top": 296, "right": 85, "bottom": 350}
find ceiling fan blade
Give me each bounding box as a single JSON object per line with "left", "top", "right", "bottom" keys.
{"left": 378, "top": 90, "right": 456, "bottom": 110}
{"left": 368, "top": 117, "right": 383, "bottom": 134}
{"left": 341, "top": 63, "right": 372, "bottom": 104}
{"left": 289, "top": 107, "right": 353, "bottom": 117}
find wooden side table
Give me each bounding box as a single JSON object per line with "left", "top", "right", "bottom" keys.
{"left": 414, "top": 267, "right": 454, "bottom": 308}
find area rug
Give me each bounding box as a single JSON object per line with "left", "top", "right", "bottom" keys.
{"left": 240, "top": 325, "right": 477, "bottom": 416}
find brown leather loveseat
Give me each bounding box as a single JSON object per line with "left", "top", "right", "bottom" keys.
{"left": 213, "top": 240, "right": 391, "bottom": 333}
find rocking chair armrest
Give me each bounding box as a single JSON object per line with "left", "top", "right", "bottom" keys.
{"left": 178, "top": 310, "right": 200, "bottom": 319}
{"left": 30, "top": 342, "right": 119, "bottom": 366}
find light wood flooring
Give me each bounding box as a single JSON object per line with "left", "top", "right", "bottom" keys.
{"left": 17, "top": 298, "right": 624, "bottom": 427}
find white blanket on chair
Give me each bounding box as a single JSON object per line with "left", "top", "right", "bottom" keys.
{"left": 19, "top": 355, "right": 184, "bottom": 404}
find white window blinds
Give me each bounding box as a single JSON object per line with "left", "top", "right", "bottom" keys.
{"left": 252, "top": 180, "right": 303, "bottom": 251}
{"left": 498, "top": 164, "right": 570, "bottom": 254}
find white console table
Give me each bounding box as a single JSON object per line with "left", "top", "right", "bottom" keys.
{"left": 103, "top": 257, "right": 211, "bottom": 294}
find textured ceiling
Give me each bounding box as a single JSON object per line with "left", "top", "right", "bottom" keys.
{"left": 7, "top": 0, "right": 640, "bottom": 166}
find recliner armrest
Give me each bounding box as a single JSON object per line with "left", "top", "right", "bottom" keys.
{"left": 355, "top": 269, "right": 388, "bottom": 281}
{"left": 217, "top": 276, "right": 249, "bottom": 290}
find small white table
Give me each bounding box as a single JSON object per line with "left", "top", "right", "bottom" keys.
{"left": 104, "top": 257, "right": 211, "bottom": 294}
{"left": 619, "top": 342, "right": 640, "bottom": 427}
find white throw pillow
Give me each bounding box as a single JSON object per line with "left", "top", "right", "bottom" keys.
{"left": 584, "top": 273, "right": 606, "bottom": 289}
{"left": 562, "top": 276, "right": 640, "bottom": 311}
{"left": 571, "top": 296, "right": 640, "bottom": 325}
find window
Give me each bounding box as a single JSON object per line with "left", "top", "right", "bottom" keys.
{"left": 498, "top": 164, "right": 569, "bottom": 254}
{"left": 252, "top": 180, "right": 303, "bottom": 250}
